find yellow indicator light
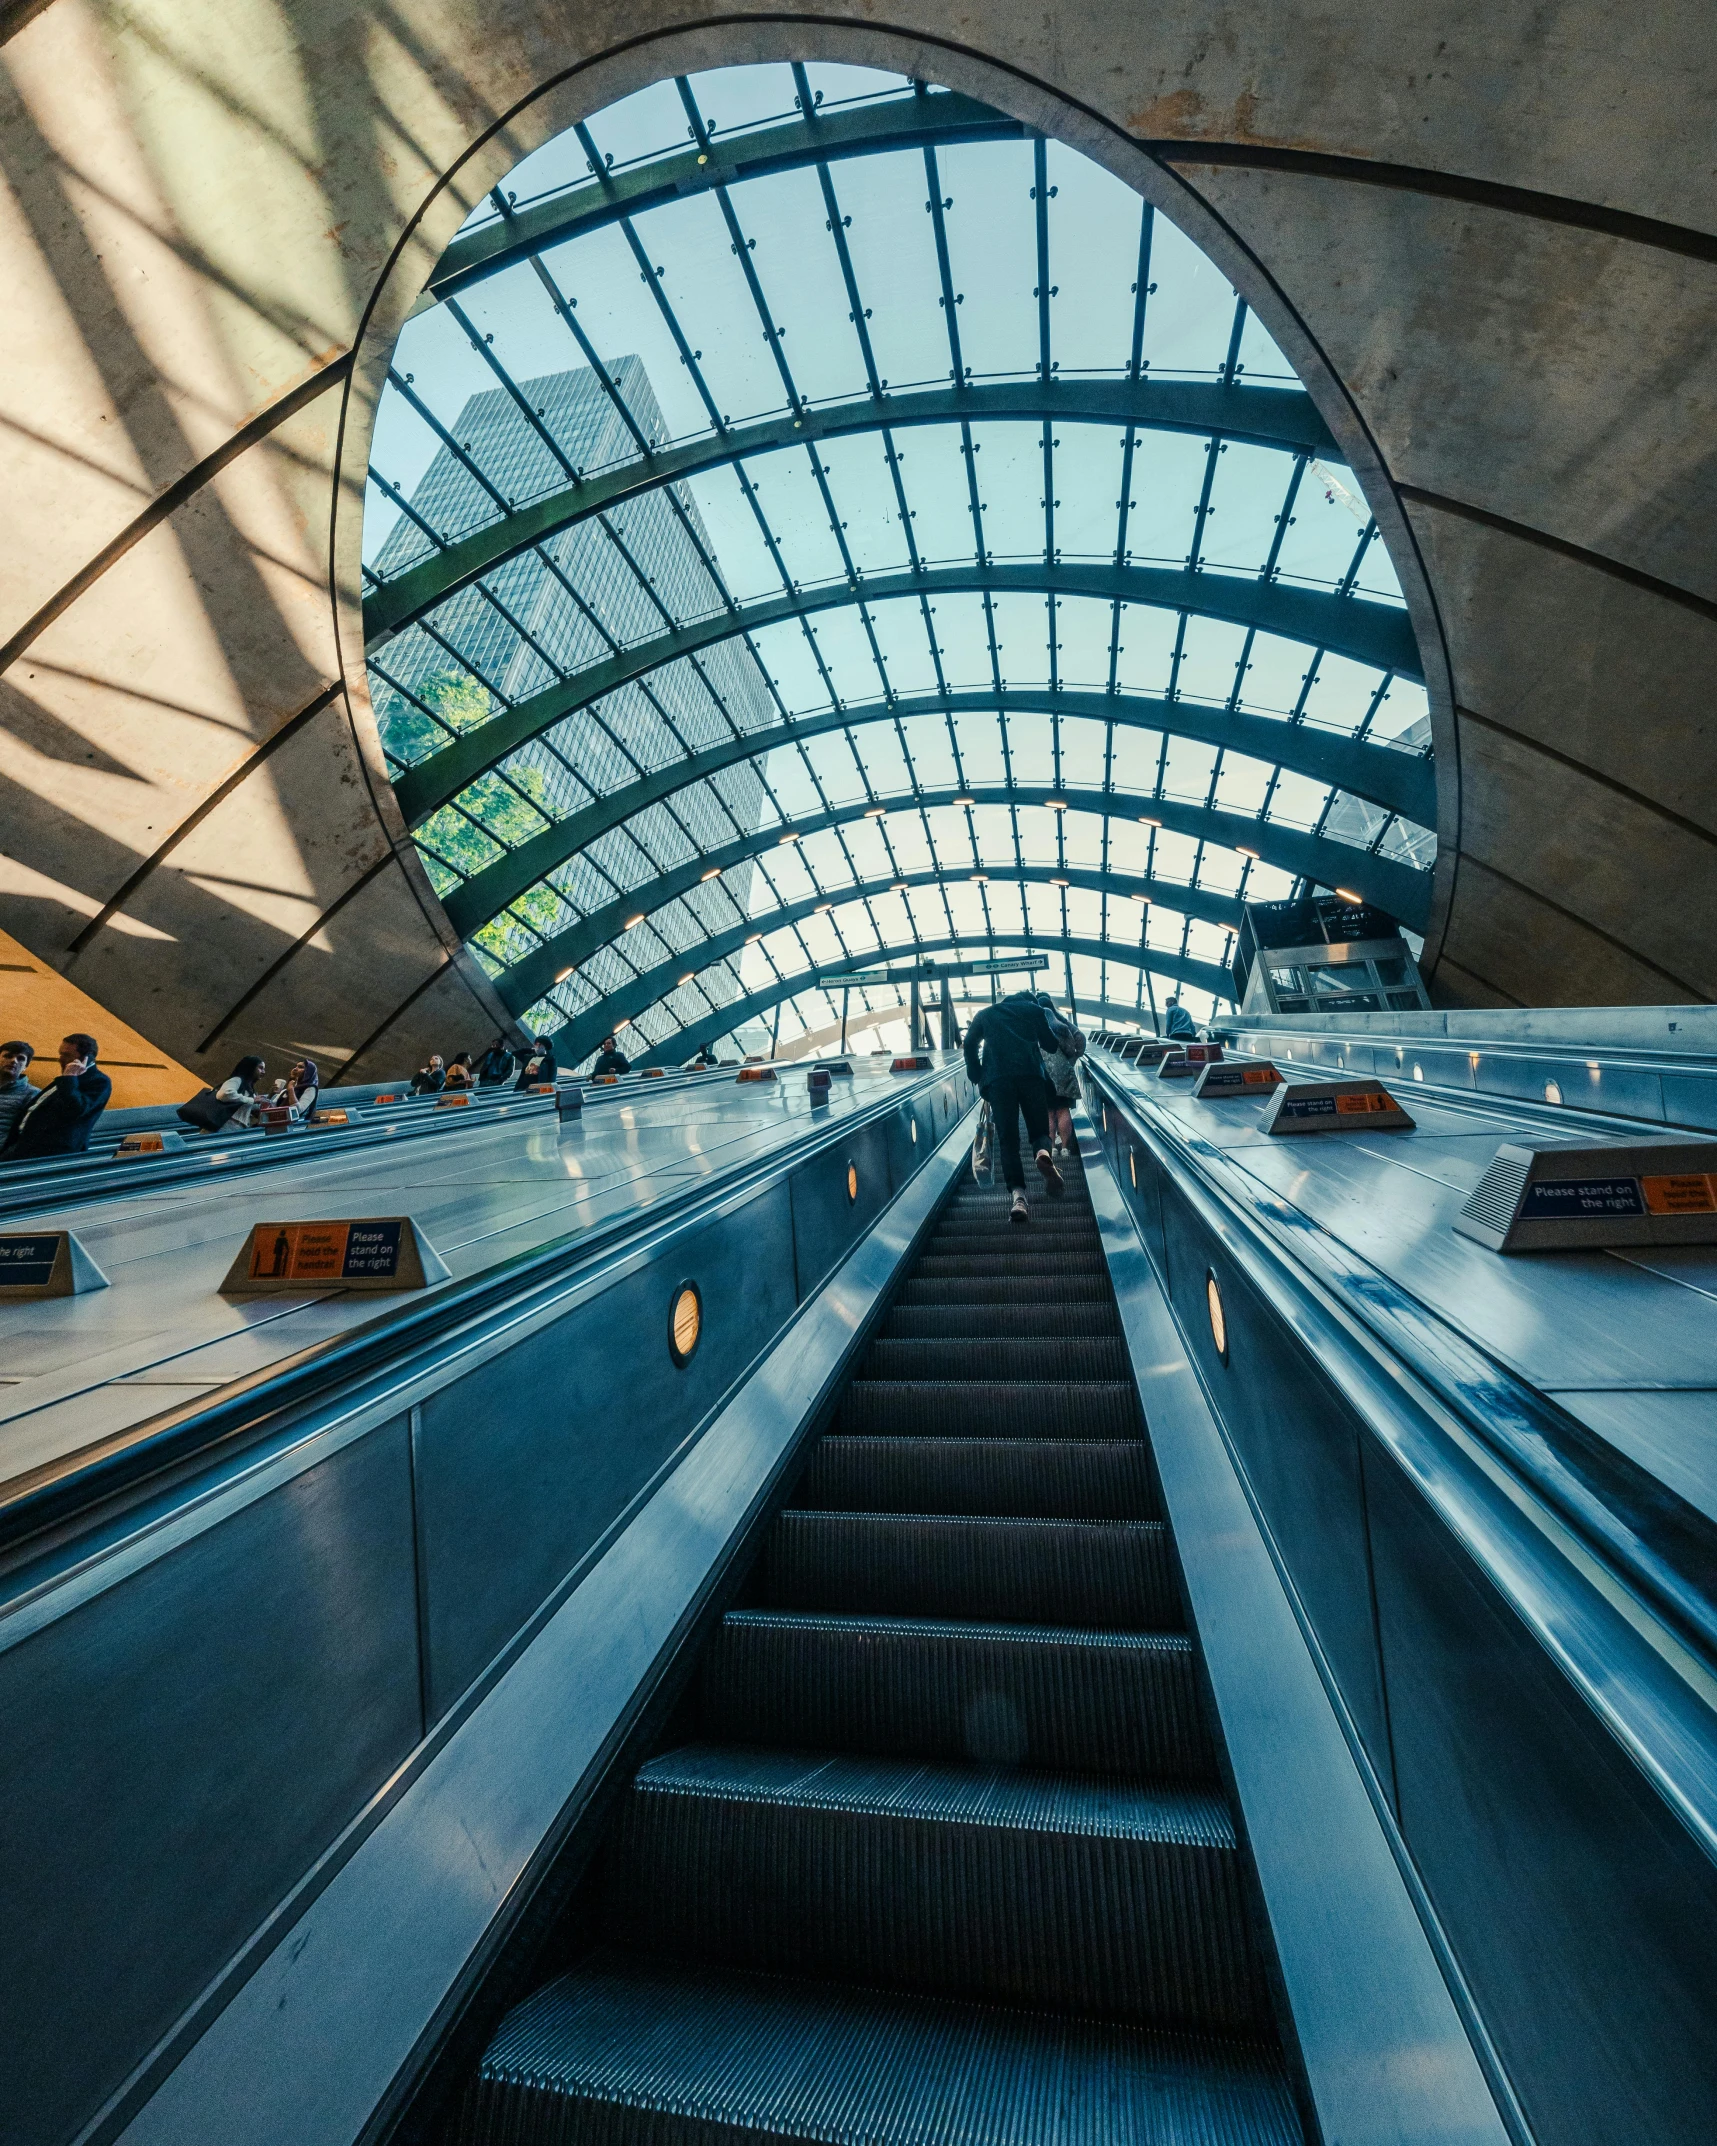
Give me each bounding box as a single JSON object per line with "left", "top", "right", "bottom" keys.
{"left": 1207, "top": 1272, "right": 1228, "bottom": 1361}
{"left": 669, "top": 1281, "right": 702, "bottom": 1365}
{"left": 847, "top": 1161, "right": 859, "bottom": 1201}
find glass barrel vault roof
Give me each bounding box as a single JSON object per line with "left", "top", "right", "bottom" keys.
{"left": 360, "top": 61, "right": 1435, "bottom": 1067}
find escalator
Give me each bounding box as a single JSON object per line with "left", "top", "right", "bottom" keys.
{"left": 453, "top": 1138, "right": 1304, "bottom": 2146}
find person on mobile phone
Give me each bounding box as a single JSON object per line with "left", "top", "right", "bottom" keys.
{"left": 0, "top": 1033, "right": 112, "bottom": 1160}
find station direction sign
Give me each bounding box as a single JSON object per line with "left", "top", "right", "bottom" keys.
{"left": 0, "top": 1230, "right": 109, "bottom": 1299}
{"left": 220, "top": 1216, "right": 450, "bottom": 1294}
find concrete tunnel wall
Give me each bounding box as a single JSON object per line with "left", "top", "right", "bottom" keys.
{"left": 0, "top": 1, "right": 1713, "bottom": 1085}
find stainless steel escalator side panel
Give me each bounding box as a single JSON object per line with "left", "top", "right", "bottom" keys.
{"left": 103, "top": 1104, "right": 980, "bottom": 2146}
{"left": 1080, "top": 1119, "right": 1515, "bottom": 2146}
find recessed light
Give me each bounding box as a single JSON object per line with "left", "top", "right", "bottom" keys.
{"left": 554, "top": 965, "right": 574, "bottom": 982}
{"left": 814, "top": 901, "right": 833, "bottom": 913}
{"left": 1045, "top": 798, "right": 1067, "bottom": 811}
{"left": 1335, "top": 886, "right": 1362, "bottom": 902}
{"left": 1051, "top": 877, "right": 1070, "bottom": 887}
{"left": 700, "top": 866, "right": 721, "bottom": 881}
{"left": 678, "top": 972, "right": 696, "bottom": 987}
{"left": 1235, "top": 846, "right": 1260, "bottom": 861}
{"left": 745, "top": 931, "right": 763, "bottom": 944}
{"left": 1140, "top": 814, "right": 1162, "bottom": 827}
{"left": 778, "top": 830, "right": 800, "bottom": 844}
{"left": 623, "top": 913, "right": 645, "bottom": 929}
{"left": 864, "top": 805, "right": 887, "bottom": 818}
{"left": 953, "top": 795, "right": 976, "bottom": 807}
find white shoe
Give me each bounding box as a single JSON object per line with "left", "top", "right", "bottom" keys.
{"left": 1010, "top": 1190, "right": 1030, "bottom": 1224}
{"left": 1036, "top": 1148, "right": 1065, "bottom": 1197}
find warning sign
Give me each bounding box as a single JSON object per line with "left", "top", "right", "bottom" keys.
{"left": 221, "top": 1217, "right": 447, "bottom": 1294}
{"left": 1641, "top": 1173, "right": 1717, "bottom": 1216}
{"left": 1334, "top": 1090, "right": 1398, "bottom": 1116}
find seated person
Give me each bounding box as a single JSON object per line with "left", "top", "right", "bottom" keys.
{"left": 590, "top": 1034, "right": 631, "bottom": 1077}
{"left": 443, "top": 1052, "right": 475, "bottom": 1091}
{"left": 475, "top": 1039, "right": 514, "bottom": 1086}
{"left": 513, "top": 1036, "right": 558, "bottom": 1089}
{"left": 1162, "top": 993, "right": 1198, "bottom": 1041}
{"left": 0, "top": 1040, "right": 39, "bottom": 1146}
{"left": 213, "top": 1054, "right": 268, "bottom": 1129}
{"left": 1, "top": 1033, "right": 113, "bottom": 1159}
{"left": 272, "top": 1057, "right": 320, "bottom": 1120}
{"left": 410, "top": 1054, "right": 447, "bottom": 1095}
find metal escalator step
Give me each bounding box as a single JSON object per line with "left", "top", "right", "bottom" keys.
{"left": 898, "top": 1273, "right": 1112, "bottom": 1305}
{"left": 454, "top": 1951, "right": 1301, "bottom": 2146}
{"left": 881, "top": 1302, "right": 1120, "bottom": 1340}
{"left": 603, "top": 1747, "right": 1268, "bottom": 2030}
{"left": 795, "top": 1434, "right": 1157, "bottom": 1518}
{"left": 864, "top": 1335, "right": 1132, "bottom": 1382}
{"left": 761, "top": 1510, "right": 1176, "bottom": 1627}
{"left": 915, "top": 1252, "right": 1109, "bottom": 1280}
{"left": 700, "top": 1611, "right": 1216, "bottom": 1778}
{"left": 836, "top": 1379, "right": 1143, "bottom": 1441}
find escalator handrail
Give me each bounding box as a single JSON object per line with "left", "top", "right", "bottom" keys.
{"left": 0, "top": 1065, "right": 965, "bottom": 1568}
{"left": 1084, "top": 1053, "right": 1717, "bottom": 1864}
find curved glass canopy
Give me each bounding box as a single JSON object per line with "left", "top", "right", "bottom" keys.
{"left": 361, "top": 62, "right": 1434, "bottom": 1066}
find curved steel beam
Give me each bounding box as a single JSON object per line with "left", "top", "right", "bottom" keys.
{"left": 500, "top": 860, "right": 1239, "bottom": 1019}
{"left": 614, "top": 934, "right": 1231, "bottom": 1071}
{"left": 425, "top": 91, "right": 1028, "bottom": 305}
{"left": 362, "top": 379, "right": 1339, "bottom": 646}
{"left": 441, "top": 687, "right": 1431, "bottom": 932}
{"left": 774, "top": 995, "right": 1165, "bottom": 1060}
{"left": 461, "top": 783, "right": 1427, "bottom": 987}
{"left": 394, "top": 563, "right": 1422, "bottom": 823}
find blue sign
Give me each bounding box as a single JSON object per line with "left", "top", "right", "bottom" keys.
{"left": 342, "top": 1221, "right": 403, "bottom": 1278}
{"left": 1277, "top": 1095, "right": 1338, "bottom": 1120}
{"left": 0, "top": 1235, "right": 60, "bottom": 1288}
{"left": 1519, "top": 1177, "right": 1644, "bottom": 1220}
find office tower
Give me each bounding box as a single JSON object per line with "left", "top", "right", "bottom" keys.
{"left": 366, "top": 355, "right": 769, "bottom": 1046}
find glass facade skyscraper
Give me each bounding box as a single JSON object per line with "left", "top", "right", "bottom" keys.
{"left": 366, "top": 356, "right": 771, "bottom": 1058}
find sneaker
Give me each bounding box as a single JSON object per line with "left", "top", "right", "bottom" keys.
{"left": 1010, "top": 1189, "right": 1030, "bottom": 1224}
{"left": 1035, "top": 1148, "right": 1065, "bottom": 1197}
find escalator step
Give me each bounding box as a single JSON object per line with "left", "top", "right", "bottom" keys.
{"left": 794, "top": 1434, "right": 1156, "bottom": 1518}
{"left": 699, "top": 1611, "right": 1216, "bottom": 1777}
{"left": 603, "top": 1746, "right": 1268, "bottom": 2029}
{"left": 863, "top": 1335, "right": 1132, "bottom": 1382}
{"left": 454, "top": 1952, "right": 1301, "bottom": 2146}
{"left": 761, "top": 1510, "right": 1177, "bottom": 1627}
{"left": 881, "top": 1302, "right": 1120, "bottom": 1340}
{"left": 916, "top": 1252, "right": 1109, "bottom": 1280}
{"left": 898, "top": 1273, "right": 1112, "bottom": 1305}
{"left": 836, "top": 1379, "right": 1143, "bottom": 1440}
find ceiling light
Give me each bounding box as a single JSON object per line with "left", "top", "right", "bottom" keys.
{"left": 1045, "top": 797, "right": 1067, "bottom": 811}
{"left": 864, "top": 805, "right": 887, "bottom": 818}
{"left": 1132, "top": 892, "right": 1152, "bottom": 904}
{"left": 678, "top": 972, "right": 696, "bottom": 987}
{"left": 778, "top": 830, "right": 800, "bottom": 844}
{"left": 953, "top": 795, "right": 975, "bottom": 807}
{"left": 745, "top": 931, "right": 763, "bottom": 944}
{"left": 1140, "top": 814, "right": 1162, "bottom": 827}
{"left": 1050, "top": 877, "right": 1070, "bottom": 888}
{"left": 1235, "top": 846, "right": 1260, "bottom": 860}
{"left": 814, "top": 901, "right": 833, "bottom": 913}
{"left": 1335, "top": 886, "right": 1363, "bottom": 902}
{"left": 970, "top": 873, "right": 989, "bottom": 885}
{"left": 700, "top": 866, "right": 721, "bottom": 881}
{"left": 554, "top": 965, "right": 574, "bottom": 982}
{"left": 624, "top": 913, "right": 645, "bottom": 929}
{"left": 890, "top": 881, "right": 908, "bottom": 893}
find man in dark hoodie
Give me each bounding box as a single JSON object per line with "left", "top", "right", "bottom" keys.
{"left": 962, "top": 991, "right": 1081, "bottom": 1223}
{"left": 1, "top": 1032, "right": 111, "bottom": 1160}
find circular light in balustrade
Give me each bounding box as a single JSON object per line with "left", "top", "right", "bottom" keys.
{"left": 847, "top": 1161, "right": 859, "bottom": 1202}
{"left": 1206, "top": 1271, "right": 1229, "bottom": 1363}
{"left": 669, "top": 1280, "right": 703, "bottom": 1367}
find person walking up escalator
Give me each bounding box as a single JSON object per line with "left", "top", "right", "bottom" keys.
{"left": 962, "top": 991, "right": 1080, "bottom": 1225}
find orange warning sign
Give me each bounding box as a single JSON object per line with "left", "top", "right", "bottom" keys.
{"left": 1334, "top": 1090, "right": 1396, "bottom": 1116}
{"left": 116, "top": 1133, "right": 166, "bottom": 1154}
{"left": 244, "top": 1220, "right": 405, "bottom": 1283}
{"left": 1641, "top": 1172, "right": 1717, "bottom": 1215}
{"left": 1242, "top": 1067, "right": 1280, "bottom": 1086}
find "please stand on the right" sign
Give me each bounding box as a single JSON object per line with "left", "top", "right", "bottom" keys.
{"left": 219, "top": 1217, "right": 450, "bottom": 1294}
